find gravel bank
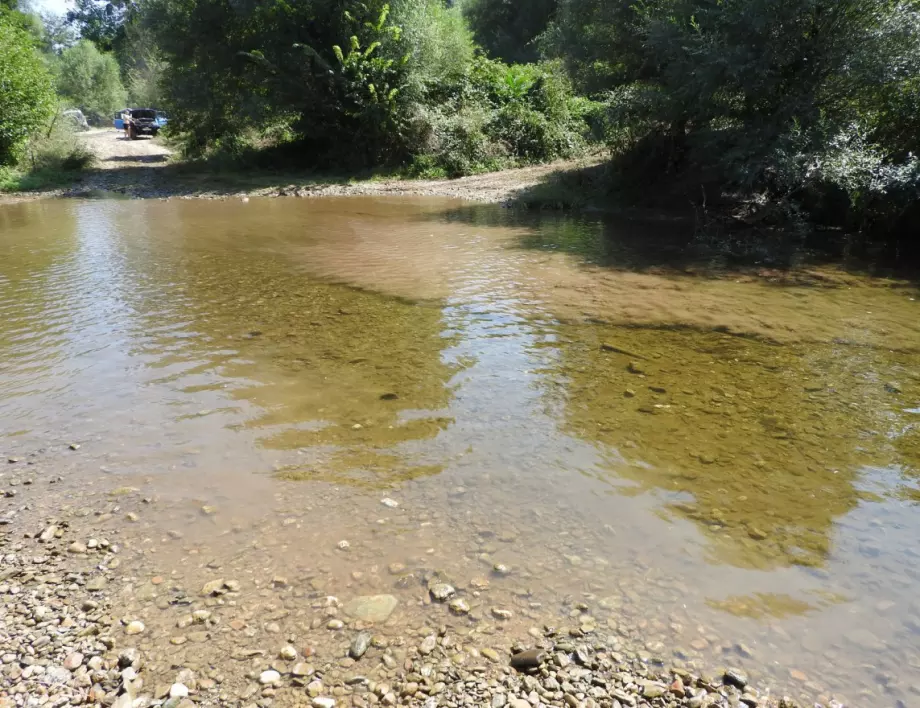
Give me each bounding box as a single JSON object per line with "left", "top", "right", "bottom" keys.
{"left": 0, "top": 456, "right": 807, "bottom": 708}
{"left": 0, "top": 129, "right": 598, "bottom": 205}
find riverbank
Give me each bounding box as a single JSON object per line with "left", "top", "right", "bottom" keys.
{"left": 0, "top": 129, "right": 604, "bottom": 206}
{"left": 1, "top": 447, "right": 798, "bottom": 708}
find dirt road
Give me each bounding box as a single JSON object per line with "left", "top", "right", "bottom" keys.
{"left": 80, "top": 127, "right": 173, "bottom": 168}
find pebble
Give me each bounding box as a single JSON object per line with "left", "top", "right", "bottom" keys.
{"left": 125, "top": 620, "right": 145, "bottom": 635}
{"left": 280, "top": 645, "right": 298, "bottom": 660}
{"left": 380, "top": 498, "right": 399, "bottom": 508}
{"left": 419, "top": 635, "right": 437, "bottom": 655}
{"left": 63, "top": 652, "right": 84, "bottom": 671}
{"left": 260, "top": 670, "right": 282, "bottom": 685}
{"left": 170, "top": 683, "right": 190, "bottom": 698}
{"left": 724, "top": 668, "right": 749, "bottom": 689}
{"left": 350, "top": 633, "right": 371, "bottom": 659}
{"left": 509, "top": 649, "right": 544, "bottom": 670}
{"left": 293, "top": 663, "right": 315, "bottom": 677}
{"left": 449, "top": 598, "right": 470, "bottom": 614}
{"left": 313, "top": 699, "right": 336, "bottom": 708}
{"left": 430, "top": 583, "right": 456, "bottom": 602}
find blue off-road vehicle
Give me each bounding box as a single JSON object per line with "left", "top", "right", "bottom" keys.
{"left": 114, "top": 108, "right": 164, "bottom": 139}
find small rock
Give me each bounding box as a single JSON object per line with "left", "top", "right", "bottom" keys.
{"left": 343, "top": 595, "right": 398, "bottom": 623}
{"left": 292, "top": 663, "right": 315, "bottom": 677}
{"left": 419, "top": 636, "right": 437, "bottom": 655}
{"left": 201, "top": 579, "right": 226, "bottom": 596}
{"left": 68, "top": 541, "right": 87, "bottom": 554}
{"left": 63, "top": 653, "right": 84, "bottom": 671}
{"left": 449, "top": 598, "right": 470, "bottom": 615}
{"left": 510, "top": 649, "right": 544, "bottom": 670}
{"left": 38, "top": 525, "right": 58, "bottom": 543}
{"left": 313, "top": 699, "right": 336, "bottom": 708}
{"left": 125, "top": 621, "right": 145, "bottom": 635}
{"left": 86, "top": 576, "right": 107, "bottom": 591}
{"left": 337, "top": 540, "right": 350, "bottom": 550}
{"left": 491, "top": 607, "right": 513, "bottom": 620}
{"left": 380, "top": 498, "right": 399, "bottom": 508}
{"left": 280, "top": 646, "right": 298, "bottom": 660}
{"left": 260, "top": 670, "right": 282, "bottom": 685}
{"left": 724, "top": 669, "right": 748, "bottom": 689}
{"left": 429, "top": 583, "right": 455, "bottom": 602}
{"left": 481, "top": 648, "right": 500, "bottom": 663}
{"left": 350, "top": 633, "right": 371, "bottom": 659}
{"left": 170, "top": 684, "right": 190, "bottom": 698}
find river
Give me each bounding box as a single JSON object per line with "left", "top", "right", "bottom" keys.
{"left": 1, "top": 196, "right": 919, "bottom": 706}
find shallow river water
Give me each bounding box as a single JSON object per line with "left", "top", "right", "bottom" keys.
{"left": 2, "top": 196, "right": 920, "bottom": 706}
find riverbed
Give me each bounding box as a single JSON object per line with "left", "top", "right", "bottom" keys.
{"left": 1, "top": 196, "right": 919, "bottom": 707}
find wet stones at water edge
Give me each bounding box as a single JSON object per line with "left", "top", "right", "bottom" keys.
{"left": 510, "top": 648, "right": 546, "bottom": 671}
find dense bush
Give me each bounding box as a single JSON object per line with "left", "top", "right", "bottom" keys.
{"left": 409, "top": 58, "right": 594, "bottom": 177}
{"left": 56, "top": 40, "right": 127, "bottom": 122}
{"left": 546, "top": 0, "right": 920, "bottom": 237}
{"left": 0, "top": 17, "right": 56, "bottom": 165}
{"left": 141, "top": 0, "right": 592, "bottom": 173}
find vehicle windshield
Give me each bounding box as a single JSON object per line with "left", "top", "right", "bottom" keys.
{"left": 131, "top": 109, "right": 156, "bottom": 119}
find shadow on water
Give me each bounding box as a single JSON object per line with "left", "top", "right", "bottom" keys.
{"left": 410, "top": 198, "right": 920, "bottom": 571}
{"left": 427, "top": 193, "right": 919, "bottom": 281}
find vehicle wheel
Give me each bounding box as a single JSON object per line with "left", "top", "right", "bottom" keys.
{"left": 151, "top": 130, "right": 159, "bottom": 137}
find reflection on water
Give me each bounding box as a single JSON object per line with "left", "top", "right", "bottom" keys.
{"left": 549, "top": 324, "right": 920, "bottom": 569}
{"left": 1, "top": 196, "right": 920, "bottom": 705}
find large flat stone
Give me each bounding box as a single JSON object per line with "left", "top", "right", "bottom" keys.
{"left": 342, "top": 595, "right": 398, "bottom": 623}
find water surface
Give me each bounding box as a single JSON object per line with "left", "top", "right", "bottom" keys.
{"left": 2, "top": 197, "right": 920, "bottom": 706}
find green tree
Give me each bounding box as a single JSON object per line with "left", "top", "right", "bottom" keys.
{"left": 56, "top": 39, "right": 127, "bottom": 121}
{"left": 0, "top": 16, "right": 55, "bottom": 165}
{"left": 144, "top": 0, "right": 473, "bottom": 163}
{"left": 546, "top": 0, "right": 920, "bottom": 236}
{"left": 463, "top": 0, "right": 557, "bottom": 63}
{"left": 66, "top": 0, "right": 128, "bottom": 52}
{"left": 39, "top": 12, "right": 78, "bottom": 55}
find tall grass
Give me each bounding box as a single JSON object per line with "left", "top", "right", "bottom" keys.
{"left": 0, "top": 113, "right": 95, "bottom": 192}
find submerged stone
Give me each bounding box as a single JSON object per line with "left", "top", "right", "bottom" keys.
{"left": 342, "top": 595, "right": 398, "bottom": 623}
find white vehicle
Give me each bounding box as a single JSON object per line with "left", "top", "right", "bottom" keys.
{"left": 61, "top": 109, "right": 90, "bottom": 131}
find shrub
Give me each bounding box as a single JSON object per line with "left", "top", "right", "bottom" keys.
{"left": 408, "top": 57, "right": 594, "bottom": 176}
{"left": 0, "top": 17, "right": 56, "bottom": 165}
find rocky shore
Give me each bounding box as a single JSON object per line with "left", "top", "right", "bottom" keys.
{"left": 0, "top": 460, "right": 806, "bottom": 708}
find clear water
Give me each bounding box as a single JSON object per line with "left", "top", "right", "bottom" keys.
{"left": 1, "top": 197, "right": 919, "bottom": 706}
